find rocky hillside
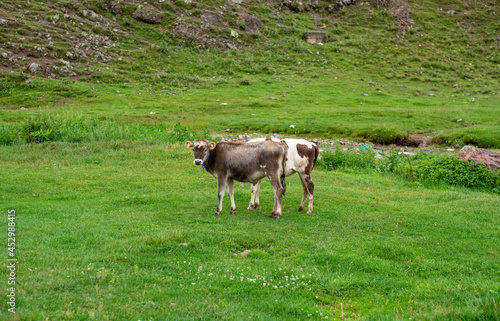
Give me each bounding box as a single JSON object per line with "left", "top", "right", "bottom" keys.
{"left": 0, "top": 0, "right": 499, "bottom": 85}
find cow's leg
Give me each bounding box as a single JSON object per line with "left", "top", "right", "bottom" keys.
{"left": 297, "top": 173, "right": 308, "bottom": 212}
{"left": 254, "top": 180, "right": 260, "bottom": 209}
{"left": 227, "top": 179, "right": 236, "bottom": 214}
{"left": 247, "top": 181, "right": 261, "bottom": 210}
{"left": 298, "top": 172, "right": 314, "bottom": 214}
{"left": 269, "top": 178, "right": 283, "bottom": 219}
{"left": 214, "top": 178, "right": 227, "bottom": 216}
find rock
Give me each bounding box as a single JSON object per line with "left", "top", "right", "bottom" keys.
{"left": 172, "top": 20, "right": 240, "bottom": 51}
{"left": 404, "top": 134, "right": 431, "bottom": 147}
{"left": 132, "top": 6, "right": 162, "bottom": 24}
{"left": 0, "top": 14, "right": 8, "bottom": 25}
{"left": 305, "top": 31, "right": 328, "bottom": 44}
{"left": 240, "top": 250, "right": 251, "bottom": 258}
{"left": 281, "top": 0, "right": 310, "bottom": 13}
{"left": 200, "top": 13, "right": 220, "bottom": 25}
{"left": 388, "top": 0, "right": 414, "bottom": 37}
{"left": 228, "top": 0, "right": 243, "bottom": 3}
{"left": 107, "top": 1, "right": 123, "bottom": 16}
{"left": 458, "top": 146, "right": 500, "bottom": 171}
{"left": 241, "top": 13, "right": 261, "bottom": 33}
{"left": 29, "top": 63, "right": 41, "bottom": 75}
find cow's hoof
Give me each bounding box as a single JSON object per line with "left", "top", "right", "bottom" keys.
{"left": 230, "top": 210, "right": 236, "bottom": 215}
{"left": 297, "top": 207, "right": 304, "bottom": 212}
{"left": 213, "top": 212, "right": 220, "bottom": 217}
{"left": 306, "top": 210, "right": 313, "bottom": 214}
{"left": 246, "top": 206, "right": 253, "bottom": 211}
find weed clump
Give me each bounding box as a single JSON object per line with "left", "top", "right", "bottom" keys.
{"left": 4, "top": 113, "right": 196, "bottom": 145}
{"left": 318, "top": 144, "right": 376, "bottom": 171}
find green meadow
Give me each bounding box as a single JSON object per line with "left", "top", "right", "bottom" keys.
{"left": 0, "top": 137, "right": 499, "bottom": 320}
{"left": 1, "top": 0, "right": 500, "bottom": 319}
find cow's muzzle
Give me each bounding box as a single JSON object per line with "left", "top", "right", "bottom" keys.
{"left": 194, "top": 159, "right": 203, "bottom": 165}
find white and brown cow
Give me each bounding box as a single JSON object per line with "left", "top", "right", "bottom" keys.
{"left": 248, "top": 138, "right": 319, "bottom": 214}
{"left": 185, "top": 139, "right": 288, "bottom": 219}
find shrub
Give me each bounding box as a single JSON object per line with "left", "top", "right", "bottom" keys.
{"left": 20, "top": 114, "right": 58, "bottom": 143}
{"left": 410, "top": 154, "right": 500, "bottom": 190}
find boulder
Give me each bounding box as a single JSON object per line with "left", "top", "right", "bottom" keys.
{"left": 404, "top": 134, "right": 432, "bottom": 148}
{"left": 305, "top": 31, "right": 328, "bottom": 44}
{"left": 132, "top": 6, "right": 162, "bottom": 24}
{"left": 0, "top": 14, "right": 8, "bottom": 25}
{"left": 200, "top": 13, "right": 220, "bottom": 25}
{"left": 241, "top": 13, "right": 261, "bottom": 33}
{"left": 29, "top": 62, "right": 41, "bottom": 75}
{"left": 107, "top": 1, "right": 123, "bottom": 16}
{"left": 458, "top": 146, "right": 500, "bottom": 171}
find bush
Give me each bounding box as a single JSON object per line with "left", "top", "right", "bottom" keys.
{"left": 410, "top": 154, "right": 500, "bottom": 190}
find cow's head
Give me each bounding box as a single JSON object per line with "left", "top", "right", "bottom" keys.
{"left": 185, "top": 139, "right": 216, "bottom": 165}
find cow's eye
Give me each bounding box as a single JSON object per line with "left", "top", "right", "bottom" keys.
{"left": 204, "top": 148, "right": 208, "bottom": 152}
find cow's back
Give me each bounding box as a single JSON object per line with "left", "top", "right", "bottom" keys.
{"left": 209, "top": 141, "right": 286, "bottom": 182}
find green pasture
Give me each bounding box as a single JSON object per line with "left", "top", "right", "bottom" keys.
{"left": 1, "top": 139, "right": 499, "bottom": 320}
{"left": 1, "top": 0, "right": 499, "bottom": 319}
{"left": 1, "top": 70, "right": 499, "bottom": 147}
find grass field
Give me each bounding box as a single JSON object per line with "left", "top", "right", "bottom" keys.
{"left": 1, "top": 138, "right": 499, "bottom": 320}
{"left": 1, "top": 0, "right": 500, "bottom": 319}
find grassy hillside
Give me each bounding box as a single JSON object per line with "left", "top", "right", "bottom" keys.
{"left": 1, "top": 0, "right": 499, "bottom": 146}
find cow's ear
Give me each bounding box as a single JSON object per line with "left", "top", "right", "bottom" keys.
{"left": 209, "top": 142, "right": 217, "bottom": 150}
{"left": 185, "top": 141, "right": 194, "bottom": 148}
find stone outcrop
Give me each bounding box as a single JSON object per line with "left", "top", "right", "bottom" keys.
{"left": 280, "top": 0, "right": 356, "bottom": 13}
{"left": 404, "top": 134, "right": 432, "bottom": 148}
{"left": 200, "top": 13, "right": 220, "bottom": 25}
{"left": 107, "top": 1, "right": 123, "bottom": 16}
{"left": 132, "top": 6, "right": 162, "bottom": 24}
{"left": 241, "top": 13, "right": 261, "bottom": 33}
{"left": 458, "top": 146, "right": 500, "bottom": 171}
{"left": 305, "top": 31, "right": 328, "bottom": 44}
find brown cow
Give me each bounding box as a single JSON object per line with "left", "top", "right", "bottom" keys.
{"left": 185, "top": 139, "right": 287, "bottom": 219}
{"left": 248, "top": 138, "right": 319, "bottom": 213}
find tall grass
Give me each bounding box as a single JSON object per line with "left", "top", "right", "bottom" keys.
{"left": 0, "top": 113, "right": 196, "bottom": 145}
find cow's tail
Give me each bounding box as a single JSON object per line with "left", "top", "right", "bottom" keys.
{"left": 280, "top": 141, "right": 288, "bottom": 196}
{"left": 311, "top": 144, "right": 319, "bottom": 170}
